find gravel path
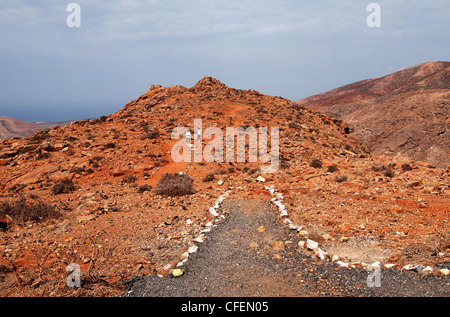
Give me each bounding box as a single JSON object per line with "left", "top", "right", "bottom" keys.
{"left": 122, "top": 199, "right": 450, "bottom": 297}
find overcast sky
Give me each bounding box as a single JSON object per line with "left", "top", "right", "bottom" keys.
{"left": 1, "top": 0, "right": 449, "bottom": 122}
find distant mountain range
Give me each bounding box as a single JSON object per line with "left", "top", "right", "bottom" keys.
{"left": 296, "top": 61, "right": 450, "bottom": 168}
{"left": 0, "top": 116, "right": 73, "bottom": 140}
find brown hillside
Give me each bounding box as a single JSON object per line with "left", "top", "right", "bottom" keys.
{"left": 0, "top": 116, "right": 48, "bottom": 140}
{"left": 0, "top": 77, "right": 448, "bottom": 296}
{"left": 296, "top": 61, "right": 450, "bottom": 167}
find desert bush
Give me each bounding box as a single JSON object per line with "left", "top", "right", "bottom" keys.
{"left": 154, "top": 172, "right": 194, "bottom": 197}
{"left": 31, "top": 129, "right": 50, "bottom": 141}
{"left": 310, "top": 158, "right": 323, "bottom": 169}
{"left": 36, "top": 152, "right": 51, "bottom": 160}
{"left": 202, "top": 173, "right": 215, "bottom": 182}
{"left": 384, "top": 168, "right": 395, "bottom": 178}
{"left": 215, "top": 169, "right": 228, "bottom": 175}
{"left": 372, "top": 165, "right": 387, "bottom": 172}
{"left": 401, "top": 163, "right": 413, "bottom": 171}
{"left": 327, "top": 165, "right": 339, "bottom": 173}
{"left": 122, "top": 174, "right": 137, "bottom": 184}
{"left": 51, "top": 179, "right": 76, "bottom": 195}
{"left": 0, "top": 197, "right": 61, "bottom": 226}
{"left": 141, "top": 130, "right": 160, "bottom": 140}
{"left": 137, "top": 184, "right": 152, "bottom": 193}
{"left": 335, "top": 175, "right": 348, "bottom": 183}
{"left": 288, "top": 122, "right": 301, "bottom": 129}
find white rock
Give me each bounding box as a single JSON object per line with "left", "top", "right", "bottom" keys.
{"left": 181, "top": 252, "right": 189, "bottom": 259}
{"left": 256, "top": 176, "right": 265, "bottom": 182}
{"left": 336, "top": 261, "right": 349, "bottom": 268}
{"left": 384, "top": 263, "right": 396, "bottom": 269}
{"left": 298, "top": 241, "right": 305, "bottom": 248}
{"left": 209, "top": 207, "right": 218, "bottom": 217}
{"left": 288, "top": 223, "right": 298, "bottom": 230}
{"left": 438, "top": 268, "right": 449, "bottom": 276}
{"left": 315, "top": 248, "right": 328, "bottom": 261}
{"left": 193, "top": 235, "right": 204, "bottom": 243}
{"left": 188, "top": 246, "right": 198, "bottom": 253}
{"left": 306, "top": 239, "right": 319, "bottom": 250}
{"left": 186, "top": 219, "right": 193, "bottom": 225}
{"left": 401, "top": 264, "right": 414, "bottom": 271}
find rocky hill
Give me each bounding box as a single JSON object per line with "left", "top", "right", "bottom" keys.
{"left": 0, "top": 77, "right": 448, "bottom": 297}
{"left": 0, "top": 116, "right": 49, "bottom": 140}
{"left": 296, "top": 61, "right": 450, "bottom": 168}
{"left": 0, "top": 116, "right": 72, "bottom": 140}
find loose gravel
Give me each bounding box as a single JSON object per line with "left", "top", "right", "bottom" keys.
{"left": 122, "top": 199, "right": 450, "bottom": 297}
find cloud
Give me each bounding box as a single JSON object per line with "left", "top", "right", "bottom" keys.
{"left": 0, "top": 0, "right": 449, "bottom": 121}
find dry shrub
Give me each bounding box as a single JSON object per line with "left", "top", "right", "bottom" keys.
{"left": 327, "top": 165, "right": 339, "bottom": 173}
{"left": 0, "top": 197, "right": 61, "bottom": 226}
{"left": 202, "top": 173, "right": 215, "bottom": 182}
{"left": 154, "top": 172, "right": 194, "bottom": 197}
{"left": 384, "top": 168, "right": 395, "bottom": 178}
{"left": 401, "top": 163, "right": 413, "bottom": 171}
{"left": 335, "top": 175, "right": 348, "bottom": 183}
{"left": 138, "top": 184, "right": 152, "bottom": 193}
{"left": 51, "top": 179, "right": 76, "bottom": 195}
{"left": 310, "top": 158, "right": 323, "bottom": 168}
{"left": 122, "top": 174, "right": 137, "bottom": 184}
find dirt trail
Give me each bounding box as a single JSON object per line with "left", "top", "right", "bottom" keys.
{"left": 122, "top": 199, "right": 450, "bottom": 297}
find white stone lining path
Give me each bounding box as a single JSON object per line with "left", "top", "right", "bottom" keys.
{"left": 264, "top": 185, "right": 449, "bottom": 277}
{"left": 158, "top": 190, "right": 232, "bottom": 277}
{"left": 158, "top": 184, "right": 448, "bottom": 278}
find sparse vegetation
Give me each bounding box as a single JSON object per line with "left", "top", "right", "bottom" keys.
{"left": 36, "top": 152, "right": 51, "bottom": 160}
{"left": 401, "top": 163, "right": 413, "bottom": 171}
{"left": 51, "top": 179, "right": 76, "bottom": 195}
{"left": 122, "top": 174, "right": 137, "bottom": 184}
{"left": 0, "top": 197, "right": 61, "bottom": 226}
{"left": 327, "top": 165, "right": 339, "bottom": 173}
{"left": 335, "top": 175, "right": 348, "bottom": 183}
{"left": 154, "top": 172, "right": 194, "bottom": 197}
{"left": 202, "top": 173, "right": 216, "bottom": 182}
{"left": 384, "top": 168, "right": 395, "bottom": 178}
{"left": 310, "top": 158, "right": 323, "bottom": 169}
{"left": 137, "top": 184, "right": 152, "bottom": 193}
{"left": 372, "top": 164, "right": 387, "bottom": 172}
{"left": 31, "top": 129, "right": 50, "bottom": 141}
{"left": 141, "top": 130, "right": 160, "bottom": 140}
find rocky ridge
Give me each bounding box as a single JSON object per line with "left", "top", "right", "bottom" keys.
{"left": 296, "top": 61, "right": 450, "bottom": 168}
{"left": 0, "top": 76, "right": 448, "bottom": 296}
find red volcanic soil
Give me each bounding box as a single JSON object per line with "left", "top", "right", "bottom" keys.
{"left": 0, "top": 76, "right": 448, "bottom": 296}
